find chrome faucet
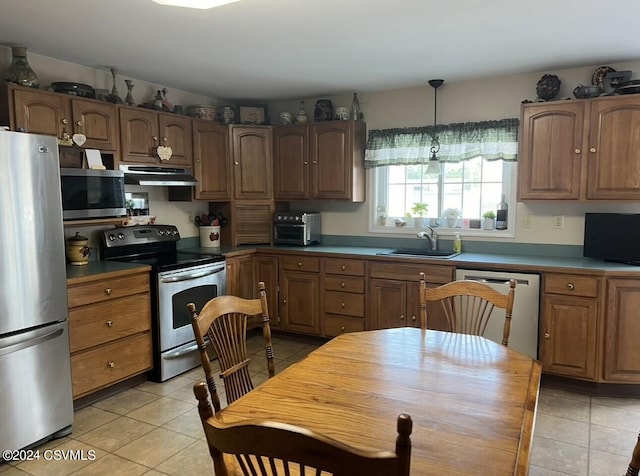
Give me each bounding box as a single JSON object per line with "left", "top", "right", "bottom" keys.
{"left": 417, "top": 226, "right": 437, "bottom": 251}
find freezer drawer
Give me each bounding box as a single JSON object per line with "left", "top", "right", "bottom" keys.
{"left": 0, "top": 322, "right": 73, "bottom": 452}
{"left": 455, "top": 269, "right": 540, "bottom": 359}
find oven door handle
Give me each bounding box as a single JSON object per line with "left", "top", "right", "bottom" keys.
{"left": 159, "top": 266, "right": 225, "bottom": 283}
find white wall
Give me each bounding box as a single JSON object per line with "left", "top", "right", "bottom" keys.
{"left": 269, "top": 60, "right": 640, "bottom": 245}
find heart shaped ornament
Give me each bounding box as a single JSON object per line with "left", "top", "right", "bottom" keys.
{"left": 157, "top": 145, "right": 173, "bottom": 161}
{"left": 72, "top": 133, "right": 87, "bottom": 147}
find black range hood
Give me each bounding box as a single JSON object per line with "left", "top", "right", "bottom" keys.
{"left": 120, "top": 165, "right": 197, "bottom": 186}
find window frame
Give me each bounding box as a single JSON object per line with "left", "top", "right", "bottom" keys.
{"left": 368, "top": 160, "right": 517, "bottom": 238}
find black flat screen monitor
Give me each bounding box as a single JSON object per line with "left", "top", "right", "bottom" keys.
{"left": 583, "top": 213, "right": 640, "bottom": 265}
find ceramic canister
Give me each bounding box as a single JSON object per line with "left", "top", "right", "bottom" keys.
{"left": 66, "top": 232, "right": 91, "bottom": 265}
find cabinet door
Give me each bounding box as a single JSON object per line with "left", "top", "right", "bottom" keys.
{"left": 540, "top": 294, "right": 598, "bottom": 379}
{"left": 236, "top": 255, "right": 256, "bottom": 300}
{"left": 71, "top": 99, "right": 118, "bottom": 150}
{"left": 518, "top": 102, "right": 585, "bottom": 200}
{"left": 119, "top": 107, "right": 160, "bottom": 163}
{"left": 273, "top": 125, "right": 309, "bottom": 200}
{"left": 256, "top": 255, "right": 279, "bottom": 328}
{"left": 587, "top": 96, "right": 640, "bottom": 199}
{"left": 13, "top": 88, "right": 70, "bottom": 139}
{"left": 159, "top": 113, "right": 192, "bottom": 166}
{"left": 279, "top": 270, "right": 320, "bottom": 335}
{"left": 311, "top": 121, "right": 365, "bottom": 201}
{"left": 369, "top": 279, "right": 407, "bottom": 329}
{"left": 232, "top": 127, "right": 273, "bottom": 199}
{"left": 604, "top": 278, "right": 640, "bottom": 382}
{"left": 193, "top": 120, "right": 231, "bottom": 200}
{"left": 225, "top": 256, "right": 238, "bottom": 296}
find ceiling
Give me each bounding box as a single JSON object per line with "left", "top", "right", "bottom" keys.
{"left": 1, "top": 0, "right": 639, "bottom": 101}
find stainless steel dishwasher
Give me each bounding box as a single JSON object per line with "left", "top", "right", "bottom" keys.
{"left": 455, "top": 269, "right": 540, "bottom": 359}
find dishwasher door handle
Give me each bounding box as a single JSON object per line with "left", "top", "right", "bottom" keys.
{"left": 463, "top": 276, "right": 530, "bottom": 286}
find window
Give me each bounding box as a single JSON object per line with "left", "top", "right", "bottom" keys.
{"left": 371, "top": 157, "right": 515, "bottom": 234}
{"left": 365, "top": 118, "right": 518, "bottom": 236}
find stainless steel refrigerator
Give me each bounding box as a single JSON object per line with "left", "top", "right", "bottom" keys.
{"left": 0, "top": 131, "right": 73, "bottom": 452}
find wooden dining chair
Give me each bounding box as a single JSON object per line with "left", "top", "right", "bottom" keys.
{"left": 188, "top": 281, "right": 275, "bottom": 412}
{"left": 627, "top": 432, "right": 640, "bottom": 476}
{"left": 193, "top": 381, "right": 412, "bottom": 476}
{"left": 419, "top": 272, "right": 517, "bottom": 346}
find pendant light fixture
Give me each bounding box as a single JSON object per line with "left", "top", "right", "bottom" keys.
{"left": 426, "top": 79, "right": 444, "bottom": 175}
{"left": 152, "top": 0, "right": 242, "bottom": 9}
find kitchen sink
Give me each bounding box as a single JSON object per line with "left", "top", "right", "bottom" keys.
{"left": 376, "top": 249, "right": 461, "bottom": 259}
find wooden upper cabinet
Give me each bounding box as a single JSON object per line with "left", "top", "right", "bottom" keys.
{"left": 586, "top": 96, "right": 640, "bottom": 199}
{"left": 310, "top": 120, "right": 366, "bottom": 201}
{"left": 71, "top": 98, "right": 118, "bottom": 150}
{"left": 519, "top": 95, "right": 640, "bottom": 202}
{"left": 518, "top": 102, "right": 585, "bottom": 200}
{"left": 12, "top": 88, "right": 70, "bottom": 139}
{"left": 119, "top": 106, "right": 193, "bottom": 166}
{"left": 7, "top": 85, "right": 118, "bottom": 151}
{"left": 119, "top": 106, "right": 159, "bottom": 163}
{"left": 192, "top": 120, "right": 231, "bottom": 201}
{"left": 158, "top": 113, "right": 192, "bottom": 166}
{"left": 232, "top": 126, "right": 273, "bottom": 200}
{"left": 273, "top": 125, "right": 309, "bottom": 200}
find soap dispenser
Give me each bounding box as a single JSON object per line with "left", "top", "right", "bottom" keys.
{"left": 453, "top": 233, "right": 462, "bottom": 253}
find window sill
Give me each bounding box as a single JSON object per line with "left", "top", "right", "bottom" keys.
{"left": 369, "top": 224, "right": 514, "bottom": 239}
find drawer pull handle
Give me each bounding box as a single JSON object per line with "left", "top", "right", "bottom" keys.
{"left": 411, "top": 315, "right": 416, "bottom": 321}
{"left": 400, "top": 314, "right": 405, "bottom": 320}
{"left": 544, "top": 333, "right": 550, "bottom": 339}
{"left": 340, "top": 282, "right": 346, "bottom": 288}
{"left": 282, "top": 299, "right": 287, "bottom": 304}
{"left": 153, "top": 136, "right": 158, "bottom": 142}
{"left": 341, "top": 265, "right": 346, "bottom": 271}
{"left": 62, "top": 118, "right": 69, "bottom": 125}
{"left": 105, "top": 288, "right": 112, "bottom": 295}
{"left": 297, "top": 262, "right": 302, "bottom": 267}
{"left": 107, "top": 362, "right": 115, "bottom": 368}
{"left": 341, "top": 302, "right": 346, "bottom": 308}
{"left": 567, "top": 283, "right": 574, "bottom": 290}
{"left": 106, "top": 320, "right": 113, "bottom": 327}
{"left": 76, "top": 121, "right": 83, "bottom": 127}
{"left": 590, "top": 147, "right": 596, "bottom": 153}
{"left": 234, "top": 161, "right": 239, "bottom": 165}
{"left": 574, "top": 148, "right": 580, "bottom": 154}
{"left": 340, "top": 326, "right": 346, "bottom": 332}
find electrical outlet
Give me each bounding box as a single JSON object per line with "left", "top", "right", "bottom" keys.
{"left": 523, "top": 215, "right": 532, "bottom": 228}
{"left": 553, "top": 215, "right": 564, "bottom": 229}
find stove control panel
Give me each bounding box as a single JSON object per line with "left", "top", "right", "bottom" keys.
{"left": 102, "top": 225, "right": 180, "bottom": 247}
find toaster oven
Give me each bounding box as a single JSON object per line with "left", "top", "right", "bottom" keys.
{"left": 273, "top": 212, "right": 321, "bottom": 246}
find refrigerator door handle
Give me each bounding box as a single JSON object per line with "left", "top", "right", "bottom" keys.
{"left": 0, "top": 324, "right": 65, "bottom": 357}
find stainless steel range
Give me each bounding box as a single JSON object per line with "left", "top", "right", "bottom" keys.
{"left": 101, "top": 225, "right": 226, "bottom": 381}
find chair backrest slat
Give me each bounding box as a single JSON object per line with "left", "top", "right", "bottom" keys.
{"left": 419, "top": 273, "right": 516, "bottom": 346}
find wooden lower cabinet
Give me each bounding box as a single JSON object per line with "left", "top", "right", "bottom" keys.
{"left": 67, "top": 268, "right": 152, "bottom": 399}
{"left": 603, "top": 278, "right": 640, "bottom": 382}
{"left": 226, "top": 254, "right": 256, "bottom": 299}
{"left": 279, "top": 256, "right": 320, "bottom": 335}
{"left": 539, "top": 272, "right": 600, "bottom": 381}
{"left": 322, "top": 258, "right": 366, "bottom": 337}
{"left": 368, "top": 262, "right": 453, "bottom": 330}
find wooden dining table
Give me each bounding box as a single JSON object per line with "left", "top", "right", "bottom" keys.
{"left": 214, "top": 328, "right": 542, "bottom": 475}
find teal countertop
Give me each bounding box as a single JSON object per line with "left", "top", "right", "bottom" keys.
{"left": 66, "top": 260, "right": 151, "bottom": 281}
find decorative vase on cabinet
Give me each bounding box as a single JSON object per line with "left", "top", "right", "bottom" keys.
{"left": 3, "top": 46, "right": 39, "bottom": 89}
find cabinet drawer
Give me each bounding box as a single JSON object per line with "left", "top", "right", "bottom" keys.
{"left": 323, "top": 258, "right": 365, "bottom": 276}
{"left": 71, "top": 333, "right": 152, "bottom": 398}
{"left": 369, "top": 262, "right": 453, "bottom": 284}
{"left": 68, "top": 273, "right": 150, "bottom": 308}
{"left": 69, "top": 294, "right": 151, "bottom": 353}
{"left": 544, "top": 274, "right": 600, "bottom": 298}
{"left": 324, "top": 291, "right": 365, "bottom": 317}
{"left": 323, "top": 315, "right": 365, "bottom": 337}
{"left": 280, "top": 256, "right": 321, "bottom": 273}
{"left": 324, "top": 275, "right": 365, "bottom": 293}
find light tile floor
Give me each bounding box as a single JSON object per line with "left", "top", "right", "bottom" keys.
{"left": 2, "top": 332, "right": 639, "bottom": 476}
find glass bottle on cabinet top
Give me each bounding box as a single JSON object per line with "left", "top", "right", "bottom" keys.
{"left": 351, "top": 92, "right": 361, "bottom": 120}
{"left": 496, "top": 194, "right": 508, "bottom": 230}
{"left": 3, "top": 46, "right": 39, "bottom": 88}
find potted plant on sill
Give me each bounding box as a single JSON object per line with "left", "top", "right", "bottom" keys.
{"left": 482, "top": 210, "right": 496, "bottom": 230}
{"left": 444, "top": 208, "right": 461, "bottom": 228}
{"left": 410, "top": 202, "right": 429, "bottom": 228}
